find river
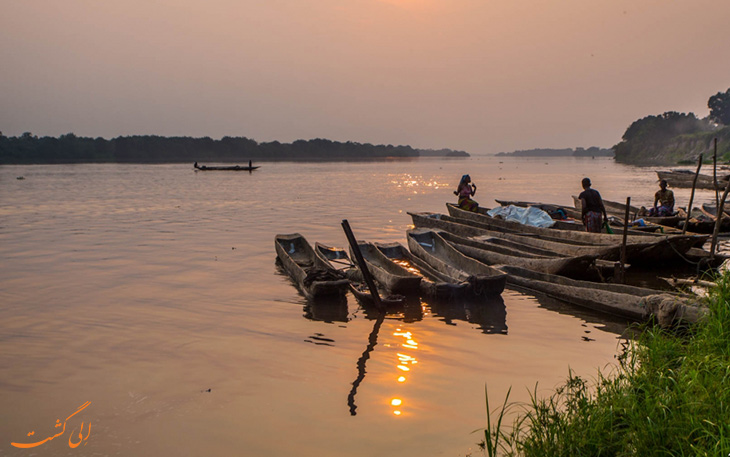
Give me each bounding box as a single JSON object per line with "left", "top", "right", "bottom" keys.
{"left": 0, "top": 156, "right": 718, "bottom": 456}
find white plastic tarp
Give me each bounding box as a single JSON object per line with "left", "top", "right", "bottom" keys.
{"left": 486, "top": 205, "right": 556, "bottom": 228}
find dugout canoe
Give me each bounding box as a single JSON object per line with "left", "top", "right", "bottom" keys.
{"left": 572, "top": 195, "right": 683, "bottom": 228}
{"left": 194, "top": 161, "right": 259, "bottom": 171}
{"left": 313, "top": 242, "right": 406, "bottom": 306}
{"left": 374, "top": 241, "right": 469, "bottom": 299}
{"left": 501, "top": 265, "right": 705, "bottom": 327}
{"left": 406, "top": 229, "right": 507, "bottom": 297}
{"left": 352, "top": 241, "right": 422, "bottom": 295}
{"left": 498, "top": 198, "right": 667, "bottom": 232}
{"left": 701, "top": 202, "right": 730, "bottom": 218}
{"left": 433, "top": 229, "right": 601, "bottom": 279}
{"left": 445, "top": 203, "right": 705, "bottom": 253}
{"left": 656, "top": 170, "right": 729, "bottom": 190}
{"left": 275, "top": 234, "right": 349, "bottom": 299}
{"left": 409, "top": 211, "right": 704, "bottom": 264}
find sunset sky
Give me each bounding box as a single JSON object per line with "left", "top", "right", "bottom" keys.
{"left": 2, "top": 0, "right": 729, "bottom": 154}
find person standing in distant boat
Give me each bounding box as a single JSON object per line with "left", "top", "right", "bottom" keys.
{"left": 454, "top": 174, "right": 478, "bottom": 212}
{"left": 579, "top": 177, "right": 608, "bottom": 233}
{"left": 649, "top": 179, "right": 675, "bottom": 216}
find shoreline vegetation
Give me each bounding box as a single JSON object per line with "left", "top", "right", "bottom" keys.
{"left": 0, "top": 133, "right": 468, "bottom": 164}
{"left": 612, "top": 87, "right": 730, "bottom": 165}
{"left": 480, "top": 269, "right": 730, "bottom": 456}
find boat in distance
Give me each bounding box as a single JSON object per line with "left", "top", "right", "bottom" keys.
{"left": 406, "top": 229, "right": 507, "bottom": 297}
{"left": 194, "top": 161, "right": 260, "bottom": 171}
{"left": 274, "top": 233, "right": 349, "bottom": 299}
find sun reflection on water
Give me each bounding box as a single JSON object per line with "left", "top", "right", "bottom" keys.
{"left": 390, "top": 327, "right": 420, "bottom": 416}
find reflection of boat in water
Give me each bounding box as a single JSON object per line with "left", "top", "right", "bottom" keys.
{"left": 427, "top": 295, "right": 507, "bottom": 334}
{"left": 274, "top": 233, "right": 349, "bottom": 299}
{"left": 303, "top": 294, "right": 350, "bottom": 323}
{"left": 274, "top": 263, "right": 350, "bottom": 323}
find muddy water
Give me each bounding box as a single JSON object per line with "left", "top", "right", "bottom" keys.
{"left": 0, "top": 157, "right": 718, "bottom": 456}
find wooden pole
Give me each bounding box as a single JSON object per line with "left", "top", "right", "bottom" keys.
{"left": 342, "top": 219, "right": 383, "bottom": 309}
{"left": 617, "top": 197, "right": 631, "bottom": 283}
{"left": 682, "top": 154, "right": 703, "bottom": 235}
{"left": 710, "top": 170, "right": 730, "bottom": 260}
{"left": 714, "top": 138, "right": 719, "bottom": 212}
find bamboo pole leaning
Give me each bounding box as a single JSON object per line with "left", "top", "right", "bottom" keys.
{"left": 682, "top": 154, "right": 703, "bottom": 235}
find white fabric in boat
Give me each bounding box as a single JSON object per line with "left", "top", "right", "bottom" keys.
{"left": 486, "top": 205, "right": 556, "bottom": 228}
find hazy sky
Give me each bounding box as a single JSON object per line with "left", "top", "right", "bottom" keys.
{"left": 2, "top": 0, "right": 729, "bottom": 154}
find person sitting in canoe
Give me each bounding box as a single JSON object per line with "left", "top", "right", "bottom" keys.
{"left": 454, "top": 174, "right": 478, "bottom": 212}
{"left": 578, "top": 177, "right": 608, "bottom": 233}
{"left": 649, "top": 179, "right": 675, "bottom": 216}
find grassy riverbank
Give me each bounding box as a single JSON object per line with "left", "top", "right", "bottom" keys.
{"left": 482, "top": 271, "right": 730, "bottom": 456}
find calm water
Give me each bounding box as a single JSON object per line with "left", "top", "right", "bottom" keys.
{"left": 0, "top": 157, "right": 718, "bottom": 456}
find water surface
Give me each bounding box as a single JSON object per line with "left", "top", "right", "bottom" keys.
{"left": 0, "top": 157, "right": 716, "bottom": 456}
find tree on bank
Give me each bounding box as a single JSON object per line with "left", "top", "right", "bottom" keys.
{"left": 709, "top": 88, "right": 730, "bottom": 125}
{"left": 613, "top": 87, "right": 730, "bottom": 165}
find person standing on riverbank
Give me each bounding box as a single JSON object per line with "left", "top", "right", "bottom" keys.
{"left": 454, "top": 174, "right": 478, "bottom": 211}
{"left": 579, "top": 177, "right": 608, "bottom": 233}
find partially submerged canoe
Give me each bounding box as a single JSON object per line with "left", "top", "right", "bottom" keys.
{"left": 500, "top": 265, "right": 705, "bottom": 327}
{"left": 434, "top": 229, "right": 601, "bottom": 279}
{"left": 407, "top": 229, "right": 507, "bottom": 297}
{"left": 352, "top": 241, "right": 422, "bottom": 295}
{"left": 313, "top": 242, "right": 406, "bottom": 306}
{"left": 275, "top": 234, "right": 349, "bottom": 299}
{"left": 374, "top": 241, "right": 469, "bottom": 299}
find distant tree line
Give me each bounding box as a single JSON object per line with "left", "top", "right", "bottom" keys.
{"left": 495, "top": 147, "right": 613, "bottom": 157}
{"left": 613, "top": 88, "right": 730, "bottom": 164}
{"left": 0, "top": 134, "right": 467, "bottom": 164}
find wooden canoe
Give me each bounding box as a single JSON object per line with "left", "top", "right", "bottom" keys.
{"left": 445, "top": 203, "right": 705, "bottom": 255}
{"left": 313, "top": 242, "right": 406, "bottom": 306}
{"left": 499, "top": 198, "right": 669, "bottom": 232}
{"left": 274, "top": 234, "right": 349, "bottom": 299}
{"left": 572, "top": 195, "right": 683, "bottom": 228}
{"left": 194, "top": 162, "right": 259, "bottom": 171}
{"left": 501, "top": 265, "right": 705, "bottom": 327}
{"left": 406, "top": 229, "right": 507, "bottom": 297}
{"left": 352, "top": 241, "right": 422, "bottom": 295}
{"left": 656, "top": 170, "right": 729, "bottom": 190}
{"left": 409, "top": 211, "right": 705, "bottom": 264}
{"left": 701, "top": 202, "right": 730, "bottom": 218}
{"left": 374, "top": 241, "right": 469, "bottom": 299}
{"left": 433, "top": 229, "right": 602, "bottom": 279}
